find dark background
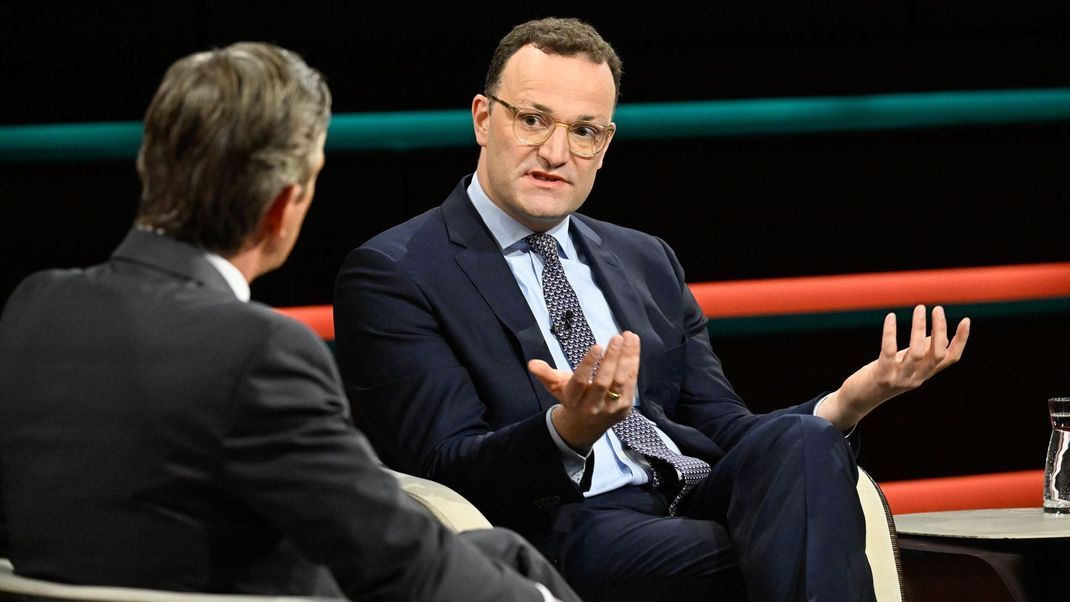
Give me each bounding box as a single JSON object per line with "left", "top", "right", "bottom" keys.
{"left": 3, "top": 2, "right": 1069, "bottom": 482}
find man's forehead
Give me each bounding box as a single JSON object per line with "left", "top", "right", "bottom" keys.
{"left": 499, "top": 45, "right": 615, "bottom": 117}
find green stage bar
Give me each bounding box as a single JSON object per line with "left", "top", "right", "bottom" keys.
{"left": 4, "top": 88, "right": 1070, "bottom": 162}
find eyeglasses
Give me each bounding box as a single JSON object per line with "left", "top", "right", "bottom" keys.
{"left": 487, "top": 94, "right": 615, "bottom": 158}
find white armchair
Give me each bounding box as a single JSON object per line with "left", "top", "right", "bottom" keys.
{"left": 1, "top": 468, "right": 900, "bottom": 601}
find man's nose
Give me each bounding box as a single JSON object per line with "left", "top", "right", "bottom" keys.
{"left": 538, "top": 123, "right": 572, "bottom": 165}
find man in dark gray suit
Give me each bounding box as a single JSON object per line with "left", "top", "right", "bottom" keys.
{"left": 0, "top": 42, "right": 577, "bottom": 602}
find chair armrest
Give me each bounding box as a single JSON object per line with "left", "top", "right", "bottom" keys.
{"left": 386, "top": 469, "right": 493, "bottom": 533}
{"left": 857, "top": 467, "right": 904, "bottom": 602}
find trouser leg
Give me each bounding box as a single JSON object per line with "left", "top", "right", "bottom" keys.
{"left": 679, "top": 414, "right": 875, "bottom": 602}
{"left": 554, "top": 486, "right": 746, "bottom": 602}
{"left": 460, "top": 527, "right": 583, "bottom": 602}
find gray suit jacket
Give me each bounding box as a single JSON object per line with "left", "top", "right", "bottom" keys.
{"left": 0, "top": 228, "right": 545, "bottom": 601}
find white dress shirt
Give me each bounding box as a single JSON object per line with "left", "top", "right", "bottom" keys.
{"left": 204, "top": 252, "right": 250, "bottom": 302}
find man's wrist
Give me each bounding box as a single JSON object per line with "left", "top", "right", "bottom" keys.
{"left": 546, "top": 406, "right": 590, "bottom": 485}
{"left": 815, "top": 392, "right": 861, "bottom": 436}
{"left": 549, "top": 405, "right": 601, "bottom": 453}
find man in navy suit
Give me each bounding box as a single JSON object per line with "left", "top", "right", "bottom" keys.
{"left": 0, "top": 41, "right": 577, "bottom": 602}
{"left": 335, "top": 18, "right": 970, "bottom": 601}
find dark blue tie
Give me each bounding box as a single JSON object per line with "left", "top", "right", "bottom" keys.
{"left": 526, "top": 233, "right": 710, "bottom": 515}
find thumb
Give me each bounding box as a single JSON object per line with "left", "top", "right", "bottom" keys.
{"left": 528, "top": 359, "right": 565, "bottom": 393}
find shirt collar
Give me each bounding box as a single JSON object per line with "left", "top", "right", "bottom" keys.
{"left": 467, "top": 172, "right": 575, "bottom": 259}
{"left": 204, "top": 253, "right": 251, "bottom": 302}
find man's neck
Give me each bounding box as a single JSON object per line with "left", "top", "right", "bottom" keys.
{"left": 468, "top": 171, "right": 571, "bottom": 251}
{"left": 220, "top": 248, "right": 263, "bottom": 286}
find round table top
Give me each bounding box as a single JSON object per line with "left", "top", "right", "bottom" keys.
{"left": 894, "top": 507, "right": 1070, "bottom": 539}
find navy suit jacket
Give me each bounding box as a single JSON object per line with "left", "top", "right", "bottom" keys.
{"left": 335, "top": 176, "right": 822, "bottom": 540}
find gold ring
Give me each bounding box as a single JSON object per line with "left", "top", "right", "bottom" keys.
{"left": 607, "top": 391, "right": 622, "bottom": 400}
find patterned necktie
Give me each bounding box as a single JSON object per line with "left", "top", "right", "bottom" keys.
{"left": 526, "top": 233, "right": 710, "bottom": 515}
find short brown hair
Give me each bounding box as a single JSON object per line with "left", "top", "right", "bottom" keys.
{"left": 135, "top": 42, "right": 331, "bottom": 255}
{"left": 485, "top": 17, "right": 622, "bottom": 101}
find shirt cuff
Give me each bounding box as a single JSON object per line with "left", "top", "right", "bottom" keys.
{"left": 545, "top": 406, "right": 590, "bottom": 485}
{"left": 813, "top": 393, "right": 858, "bottom": 438}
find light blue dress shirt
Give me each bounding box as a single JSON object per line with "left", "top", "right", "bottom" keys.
{"left": 467, "top": 174, "right": 685, "bottom": 497}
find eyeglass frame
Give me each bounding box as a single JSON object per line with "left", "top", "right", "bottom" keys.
{"left": 485, "top": 94, "right": 616, "bottom": 158}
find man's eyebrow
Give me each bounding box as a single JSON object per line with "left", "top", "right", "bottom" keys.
{"left": 530, "top": 101, "right": 555, "bottom": 114}
{"left": 529, "top": 101, "right": 600, "bottom": 123}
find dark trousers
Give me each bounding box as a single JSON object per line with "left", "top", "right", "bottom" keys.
{"left": 461, "top": 528, "right": 583, "bottom": 602}
{"left": 552, "top": 415, "right": 876, "bottom": 602}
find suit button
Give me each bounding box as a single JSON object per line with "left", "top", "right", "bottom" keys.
{"left": 533, "top": 495, "right": 563, "bottom": 509}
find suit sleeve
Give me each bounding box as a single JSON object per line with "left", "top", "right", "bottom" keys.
{"left": 218, "top": 317, "right": 544, "bottom": 602}
{"left": 654, "top": 237, "right": 826, "bottom": 451}
{"left": 333, "top": 246, "right": 585, "bottom": 518}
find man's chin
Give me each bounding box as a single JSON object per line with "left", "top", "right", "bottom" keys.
{"left": 518, "top": 191, "right": 578, "bottom": 215}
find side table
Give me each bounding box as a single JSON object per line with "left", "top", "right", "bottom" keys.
{"left": 894, "top": 508, "right": 1070, "bottom": 601}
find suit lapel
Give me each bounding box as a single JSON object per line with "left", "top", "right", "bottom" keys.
{"left": 441, "top": 182, "right": 558, "bottom": 411}
{"left": 569, "top": 216, "right": 655, "bottom": 400}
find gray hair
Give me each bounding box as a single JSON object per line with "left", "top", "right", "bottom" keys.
{"left": 136, "top": 42, "right": 331, "bottom": 255}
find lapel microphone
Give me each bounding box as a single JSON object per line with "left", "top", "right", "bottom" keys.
{"left": 550, "top": 310, "right": 575, "bottom": 337}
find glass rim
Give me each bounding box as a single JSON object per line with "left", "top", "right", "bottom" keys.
{"left": 487, "top": 93, "right": 614, "bottom": 157}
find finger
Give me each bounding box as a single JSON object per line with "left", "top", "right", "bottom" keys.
{"left": 564, "top": 344, "right": 604, "bottom": 402}
{"left": 590, "top": 336, "right": 624, "bottom": 397}
{"left": 572, "top": 344, "right": 603, "bottom": 383}
{"left": 608, "top": 332, "right": 641, "bottom": 407}
{"left": 929, "top": 305, "right": 948, "bottom": 362}
{"left": 528, "top": 359, "right": 568, "bottom": 396}
{"left": 880, "top": 312, "right": 897, "bottom": 360}
{"left": 941, "top": 317, "right": 971, "bottom": 366}
{"left": 904, "top": 304, "right": 927, "bottom": 366}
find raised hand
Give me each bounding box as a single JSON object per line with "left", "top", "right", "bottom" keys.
{"left": 817, "top": 305, "right": 970, "bottom": 431}
{"left": 528, "top": 331, "right": 640, "bottom": 452}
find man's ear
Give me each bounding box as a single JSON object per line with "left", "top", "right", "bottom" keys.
{"left": 472, "top": 94, "right": 491, "bottom": 147}
{"left": 260, "top": 183, "right": 301, "bottom": 240}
